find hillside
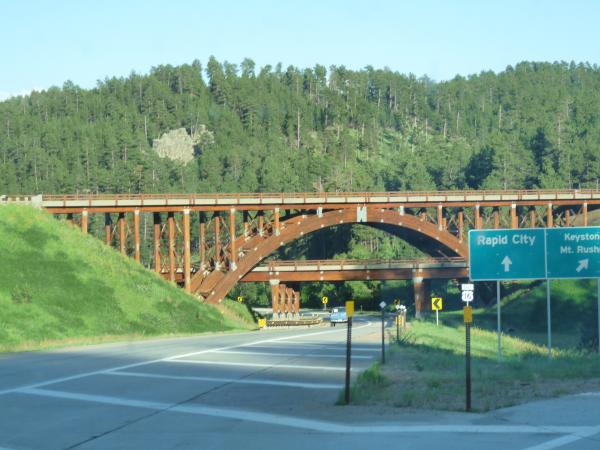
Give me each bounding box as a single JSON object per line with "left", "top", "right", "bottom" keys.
{"left": 0, "top": 205, "right": 255, "bottom": 352}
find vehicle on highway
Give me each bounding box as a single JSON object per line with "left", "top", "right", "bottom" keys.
{"left": 329, "top": 306, "right": 347, "bottom": 326}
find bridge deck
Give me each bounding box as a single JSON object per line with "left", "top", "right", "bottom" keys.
{"left": 3, "top": 189, "right": 600, "bottom": 212}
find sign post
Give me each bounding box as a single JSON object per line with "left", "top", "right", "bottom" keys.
{"left": 379, "top": 301, "right": 387, "bottom": 364}
{"left": 322, "top": 296, "right": 328, "bottom": 310}
{"left": 496, "top": 281, "right": 501, "bottom": 360}
{"left": 431, "top": 297, "right": 443, "bottom": 326}
{"left": 344, "top": 300, "right": 354, "bottom": 404}
{"left": 461, "top": 283, "right": 474, "bottom": 412}
{"left": 395, "top": 304, "right": 401, "bottom": 342}
{"left": 547, "top": 280, "right": 552, "bottom": 358}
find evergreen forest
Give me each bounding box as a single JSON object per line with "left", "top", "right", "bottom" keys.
{"left": 2, "top": 58, "right": 599, "bottom": 306}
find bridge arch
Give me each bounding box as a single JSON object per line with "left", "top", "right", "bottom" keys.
{"left": 200, "top": 207, "right": 468, "bottom": 303}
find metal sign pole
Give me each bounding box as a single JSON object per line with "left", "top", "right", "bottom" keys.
{"left": 381, "top": 309, "right": 386, "bottom": 364}
{"left": 497, "top": 281, "right": 501, "bottom": 359}
{"left": 547, "top": 279, "right": 552, "bottom": 359}
{"left": 436, "top": 309, "right": 439, "bottom": 326}
{"left": 345, "top": 316, "right": 353, "bottom": 404}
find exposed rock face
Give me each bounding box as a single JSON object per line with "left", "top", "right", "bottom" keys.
{"left": 153, "top": 126, "right": 214, "bottom": 163}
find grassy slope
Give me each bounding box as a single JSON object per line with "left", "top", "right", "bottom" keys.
{"left": 0, "top": 205, "right": 255, "bottom": 352}
{"left": 350, "top": 321, "right": 600, "bottom": 411}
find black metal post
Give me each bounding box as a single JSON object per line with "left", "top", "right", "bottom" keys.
{"left": 381, "top": 309, "right": 386, "bottom": 364}
{"left": 344, "top": 316, "right": 353, "bottom": 404}
{"left": 466, "top": 322, "right": 472, "bottom": 412}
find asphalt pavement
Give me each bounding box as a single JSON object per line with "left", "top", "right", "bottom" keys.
{"left": 0, "top": 318, "right": 599, "bottom": 449}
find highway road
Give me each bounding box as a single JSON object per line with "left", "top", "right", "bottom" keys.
{"left": 0, "top": 319, "right": 599, "bottom": 449}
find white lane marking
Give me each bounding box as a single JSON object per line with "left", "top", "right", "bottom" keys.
{"left": 15, "top": 387, "right": 600, "bottom": 436}
{"left": 521, "top": 426, "right": 600, "bottom": 450}
{"left": 270, "top": 343, "right": 378, "bottom": 352}
{"left": 105, "top": 371, "right": 343, "bottom": 389}
{"left": 0, "top": 323, "right": 372, "bottom": 396}
{"left": 577, "top": 391, "right": 600, "bottom": 397}
{"left": 214, "top": 350, "right": 371, "bottom": 359}
{"left": 170, "top": 359, "right": 356, "bottom": 372}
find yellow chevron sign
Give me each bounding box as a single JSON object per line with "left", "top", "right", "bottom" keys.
{"left": 431, "top": 297, "right": 443, "bottom": 311}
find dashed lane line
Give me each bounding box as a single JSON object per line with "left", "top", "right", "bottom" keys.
{"left": 104, "top": 371, "right": 343, "bottom": 389}
{"left": 15, "top": 387, "right": 600, "bottom": 437}
{"left": 0, "top": 322, "right": 372, "bottom": 396}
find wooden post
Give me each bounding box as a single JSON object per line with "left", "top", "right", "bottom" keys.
{"left": 168, "top": 212, "right": 175, "bottom": 282}
{"left": 183, "top": 209, "right": 191, "bottom": 292}
{"left": 294, "top": 290, "right": 300, "bottom": 316}
{"left": 547, "top": 203, "right": 553, "bottom": 228}
{"left": 258, "top": 212, "right": 264, "bottom": 237}
{"left": 437, "top": 205, "right": 443, "bottom": 230}
{"left": 274, "top": 208, "right": 280, "bottom": 236}
{"left": 214, "top": 213, "right": 221, "bottom": 266}
{"left": 510, "top": 204, "right": 518, "bottom": 229}
{"left": 199, "top": 212, "right": 206, "bottom": 269}
{"left": 583, "top": 203, "right": 588, "bottom": 226}
{"left": 565, "top": 209, "right": 571, "bottom": 227}
{"left": 475, "top": 205, "right": 481, "bottom": 229}
{"left": 133, "top": 209, "right": 141, "bottom": 263}
{"left": 153, "top": 213, "right": 161, "bottom": 273}
{"left": 493, "top": 207, "right": 499, "bottom": 229}
{"left": 458, "top": 209, "right": 464, "bottom": 243}
{"left": 270, "top": 280, "right": 280, "bottom": 318}
{"left": 105, "top": 213, "right": 112, "bottom": 246}
{"left": 81, "top": 210, "right": 88, "bottom": 234}
{"left": 530, "top": 208, "right": 536, "bottom": 228}
{"left": 118, "top": 212, "right": 126, "bottom": 255}
{"left": 229, "top": 208, "right": 237, "bottom": 270}
{"left": 243, "top": 211, "right": 250, "bottom": 237}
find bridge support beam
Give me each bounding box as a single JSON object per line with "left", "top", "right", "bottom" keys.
{"left": 511, "top": 204, "right": 518, "bottom": 229}
{"left": 133, "top": 210, "right": 140, "bottom": 263}
{"left": 104, "top": 213, "right": 111, "bottom": 246}
{"left": 153, "top": 213, "right": 161, "bottom": 273}
{"left": 168, "top": 212, "right": 175, "bottom": 283}
{"left": 547, "top": 203, "right": 553, "bottom": 227}
{"left": 183, "top": 209, "right": 191, "bottom": 292}
{"left": 229, "top": 209, "right": 237, "bottom": 270}
{"left": 118, "top": 212, "right": 126, "bottom": 255}
{"left": 199, "top": 212, "right": 206, "bottom": 269}
{"left": 81, "top": 210, "right": 88, "bottom": 234}
{"left": 214, "top": 213, "right": 221, "bottom": 267}
{"left": 270, "top": 280, "right": 280, "bottom": 318}
{"left": 413, "top": 277, "right": 430, "bottom": 318}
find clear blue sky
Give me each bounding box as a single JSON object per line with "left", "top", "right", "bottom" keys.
{"left": 1, "top": 0, "right": 599, "bottom": 99}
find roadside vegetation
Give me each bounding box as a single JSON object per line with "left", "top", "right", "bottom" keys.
{"left": 0, "top": 205, "right": 256, "bottom": 353}
{"left": 349, "top": 320, "right": 600, "bottom": 412}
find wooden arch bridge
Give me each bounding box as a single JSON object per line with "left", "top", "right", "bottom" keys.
{"left": 3, "top": 189, "right": 598, "bottom": 314}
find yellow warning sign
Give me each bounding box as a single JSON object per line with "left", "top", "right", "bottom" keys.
{"left": 322, "top": 296, "right": 329, "bottom": 304}
{"left": 464, "top": 306, "right": 473, "bottom": 324}
{"left": 431, "top": 297, "right": 443, "bottom": 311}
{"left": 237, "top": 296, "right": 244, "bottom": 303}
{"left": 258, "top": 318, "right": 266, "bottom": 328}
{"left": 346, "top": 300, "right": 355, "bottom": 317}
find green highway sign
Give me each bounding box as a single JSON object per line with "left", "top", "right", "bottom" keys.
{"left": 546, "top": 227, "right": 600, "bottom": 279}
{"left": 469, "top": 229, "right": 546, "bottom": 281}
{"left": 470, "top": 227, "right": 600, "bottom": 281}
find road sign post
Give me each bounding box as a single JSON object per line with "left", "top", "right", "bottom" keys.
{"left": 322, "top": 296, "right": 328, "bottom": 310}
{"left": 431, "top": 297, "right": 442, "bottom": 326}
{"left": 464, "top": 305, "right": 473, "bottom": 412}
{"left": 344, "top": 300, "right": 354, "bottom": 404}
{"left": 380, "top": 301, "right": 386, "bottom": 364}
{"left": 496, "top": 281, "right": 501, "bottom": 360}
{"left": 547, "top": 280, "right": 552, "bottom": 359}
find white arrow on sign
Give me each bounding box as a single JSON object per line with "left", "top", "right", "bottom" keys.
{"left": 576, "top": 259, "right": 589, "bottom": 273}
{"left": 501, "top": 256, "right": 512, "bottom": 272}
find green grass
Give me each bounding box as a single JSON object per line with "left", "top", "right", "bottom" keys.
{"left": 349, "top": 321, "right": 600, "bottom": 412}
{"left": 0, "top": 205, "right": 255, "bottom": 352}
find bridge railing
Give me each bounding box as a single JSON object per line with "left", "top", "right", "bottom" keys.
{"left": 264, "top": 257, "right": 466, "bottom": 271}
{"left": 38, "top": 188, "right": 600, "bottom": 207}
